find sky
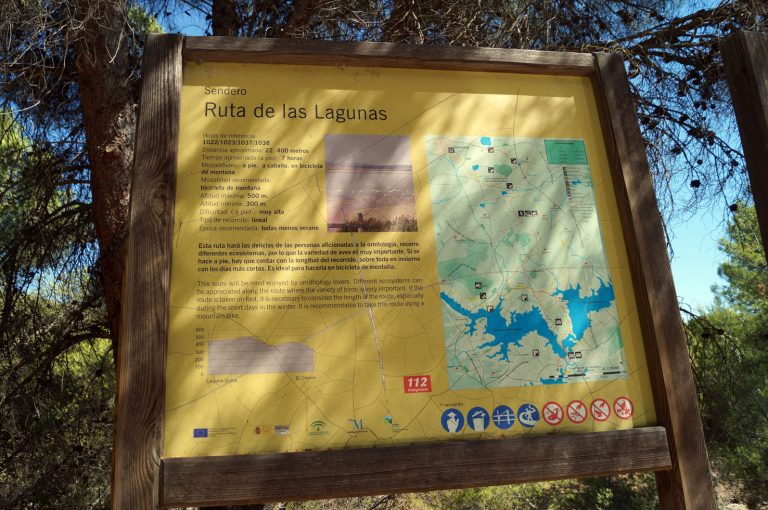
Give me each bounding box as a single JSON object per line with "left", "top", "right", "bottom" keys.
{"left": 668, "top": 209, "right": 727, "bottom": 311}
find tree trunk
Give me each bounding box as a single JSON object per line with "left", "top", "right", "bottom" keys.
{"left": 75, "top": 0, "right": 134, "bottom": 356}
{"left": 282, "top": 0, "right": 318, "bottom": 37}
{"left": 213, "top": 0, "right": 239, "bottom": 36}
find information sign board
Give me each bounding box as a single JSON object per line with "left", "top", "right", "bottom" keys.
{"left": 112, "top": 35, "right": 714, "bottom": 509}
{"left": 164, "top": 59, "right": 656, "bottom": 458}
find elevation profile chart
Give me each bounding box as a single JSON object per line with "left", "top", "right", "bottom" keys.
{"left": 208, "top": 337, "right": 315, "bottom": 375}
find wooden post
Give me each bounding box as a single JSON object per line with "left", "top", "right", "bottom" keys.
{"left": 722, "top": 31, "right": 768, "bottom": 256}
{"left": 111, "top": 34, "right": 182, "bottom": 510}
{"left": 592, "top": 53, "right": 716, "bottom": 510}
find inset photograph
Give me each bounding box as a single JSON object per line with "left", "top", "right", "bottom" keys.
{"left": 325, "top": 134, "right": 417, "bottom": 232}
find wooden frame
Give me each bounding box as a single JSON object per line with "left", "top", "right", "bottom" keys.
{"left": 113, "top": 35, "right": 714, "bottom": 509}
{"left": 722, "top": 31, "right": 768, "bottom": 257}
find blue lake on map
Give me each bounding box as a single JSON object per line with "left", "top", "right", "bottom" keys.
{"left": 553, "top": 279, "right": 616, "bottom": 350}
{"left": 440, "top": 280, "right": 617, "bottom": 362}
{"left": 440, "top": 292, "right": 562, "bottom": 359}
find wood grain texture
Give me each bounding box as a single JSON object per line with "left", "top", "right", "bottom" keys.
{"left": 722, "top": 32, "right": 768, "bottom": 256}
{"left": 111, "top": 34, "right": 182, "bottom": 510}
{"left": 592, "top": 53, "right": 715, "bottom": 510}
{"left": 161, "top": 427, "right": 671, "bottom": 508}
{"left": 183, "top": 36, "right": 595, "bottom": 75}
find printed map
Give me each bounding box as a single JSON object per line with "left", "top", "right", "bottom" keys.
{"left": 426, "top": 136, "right": 628, "bottom": 389}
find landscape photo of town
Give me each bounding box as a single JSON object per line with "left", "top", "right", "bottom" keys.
{"left": 324, "top": 134, "right": 418, "bottom": 232}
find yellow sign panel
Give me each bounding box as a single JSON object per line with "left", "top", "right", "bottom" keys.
{"left": 163, "top": 61, "right": 655, "bottom": 458}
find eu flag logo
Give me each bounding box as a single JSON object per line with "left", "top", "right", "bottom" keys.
{"left": 193, "top": 428, "right": 208, "bottom": 438}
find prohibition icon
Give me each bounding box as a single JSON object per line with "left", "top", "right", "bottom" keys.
{"left": 542, "top": 401, "right": 564, "bottom": 425}
{"left": 613, "top": 397, "right": 634, "bottom": 420}
{"left": 566, "top": 400, "right": 587, "bottom": 424}
{"left": 590, "top": 398, "right": 611, "bottom": 421}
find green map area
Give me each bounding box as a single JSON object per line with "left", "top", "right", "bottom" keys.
{"left": 426, "top": 136, "right": 627, "bottom": 389}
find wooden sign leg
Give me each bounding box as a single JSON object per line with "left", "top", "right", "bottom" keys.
{"left": 722, "top": 31, "right": 768, "bottom": 256}
{"left": 111, "top": 33, "right": 182, "bottom": 510}
{"left": 592, "top": 52, "right": 716, "bottom": 510}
